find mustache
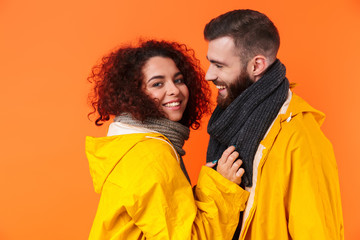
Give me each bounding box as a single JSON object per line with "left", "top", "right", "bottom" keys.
{"left": 213, "top": 80, "right": 227, "bottom": 86}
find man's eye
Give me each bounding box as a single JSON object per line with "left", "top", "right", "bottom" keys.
{"left": 215, "top": 64, "right": 223, "bottom": 69}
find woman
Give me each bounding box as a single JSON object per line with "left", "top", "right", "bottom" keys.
{"left": 86, "top": 40, "right": 249, "bottom": 239}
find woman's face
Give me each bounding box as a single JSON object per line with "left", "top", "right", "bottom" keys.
{"left": 142, "top": 56, "right": 189, "bottom": 122}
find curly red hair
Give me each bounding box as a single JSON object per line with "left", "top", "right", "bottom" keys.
{"left": 88, "top": 40, "right": 211, "bottom": 129}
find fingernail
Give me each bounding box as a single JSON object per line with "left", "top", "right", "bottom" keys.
{"left": 212, "top": 159, "right": 218, "bottom": 164}
{"left": 232, "top": 145, "right": 236, "bottom": 148}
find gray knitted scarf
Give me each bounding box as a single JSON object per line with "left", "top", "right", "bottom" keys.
{"left": 114, "top": 114, "right": 191, "bottom": 183}
{"left": 207, "top": 59, "right": 289, "bottom": 187}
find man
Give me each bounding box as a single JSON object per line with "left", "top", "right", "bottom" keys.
{"left": 204, "top": 9, "right": 344, "bottom": 239}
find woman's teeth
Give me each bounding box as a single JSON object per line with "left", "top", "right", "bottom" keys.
{"left": 164, "top": 102, "right": 180, "bottom": 107}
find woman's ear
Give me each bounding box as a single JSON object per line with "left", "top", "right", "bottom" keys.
{"left": 248, "top": 55, "right": 267, "bottom": 82}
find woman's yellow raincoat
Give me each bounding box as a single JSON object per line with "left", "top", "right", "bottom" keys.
{"left": 86, "top": 131, "right": 249, "bottom": 239}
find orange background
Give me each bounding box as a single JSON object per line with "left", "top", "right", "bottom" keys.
{"left": 1, "top": 0, "right": 359, "bottom": 239}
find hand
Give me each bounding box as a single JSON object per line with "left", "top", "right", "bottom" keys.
{"left": 215, "top": 146, "right": 244, "bottom": 185}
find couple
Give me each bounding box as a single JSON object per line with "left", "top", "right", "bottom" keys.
{"left": 86, "top": 9, "right": 344, "bottom": 240}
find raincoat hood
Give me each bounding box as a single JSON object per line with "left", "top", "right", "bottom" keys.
{"left": 86, "top": 124, "right": 165, "bottom": 194}
{"left": 279, "top": 93, "right": 325, "bottom": 126}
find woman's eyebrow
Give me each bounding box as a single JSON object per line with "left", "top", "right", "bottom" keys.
{"left": 173, "top": 72, "right": 182, "bottom": 78}
{"left": 147, "top": 72, "right": 182, "bottom": 83}
{"left": 147, "top": 75, "right": 165, "bottom": 83}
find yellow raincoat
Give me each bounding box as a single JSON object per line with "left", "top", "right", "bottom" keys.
{"left": 86, "top": 131, "right": 249, "bottom": 239}
{"left": 239, "top": 93, "right": 344, "bottom": 240}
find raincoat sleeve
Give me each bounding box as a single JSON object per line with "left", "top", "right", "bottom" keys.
{"left": 119, "top": 139, "right": 249, "bottom": 239}
{"left": 285, "top": 124, "right": 344, "bottom": 240}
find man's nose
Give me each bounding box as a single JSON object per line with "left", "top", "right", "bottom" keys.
{"left": 205, "top": 65, "right": 216, "bottom": 81}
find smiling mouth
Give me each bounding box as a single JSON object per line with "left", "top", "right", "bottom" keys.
{"left": 164, "top": 102, "right": 181, "bottom": 107}
{"left": 216, "top": 85, "right": 226, "bottom": 90}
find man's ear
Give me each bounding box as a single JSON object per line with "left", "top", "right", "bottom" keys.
{"left": 248, "top": 55, "right": 267, "bottom": 81}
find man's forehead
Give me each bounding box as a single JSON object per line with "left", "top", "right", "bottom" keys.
{"left": 209, "top": 36, "right": 235, "bottom": 47}
{"left": 207, "top": 36, "right": 240, "bottom": 63}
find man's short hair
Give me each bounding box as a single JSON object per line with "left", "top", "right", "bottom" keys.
{"left": 204, "top": 9, "right": 280, "bottom": 64}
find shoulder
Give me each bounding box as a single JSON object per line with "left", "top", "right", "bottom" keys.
{"left": 107, "top": 133, "right": 183, "bottom": 187}
{"left": 277, "top": 94, "right": 329, "bottom": 145}
{"left": 134, "top": 133, "right": 180, "bottom": 164}
{"left": 267, "top": 94, "right": 335, "bottom": 164}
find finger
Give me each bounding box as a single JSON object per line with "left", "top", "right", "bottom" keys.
{"left": 227, "top": 151, "right": 239, "bottom": 164}
{"left": 219, "top": 146, "right": 236, "bottom": 164}
{"left": 231, "top": 159, "right": 243, "bottom": 169}
{"left": 236, "top": 167, "right": 245, "bottom": 178}
{"left": 205, "top": 161, "right": 216, "bottom": 168}
{"left": 221, "top": 151, "right": 239, "bottom": 170}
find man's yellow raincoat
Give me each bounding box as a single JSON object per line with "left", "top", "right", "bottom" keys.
{"left": 86, "top": 130, "right": 249, "bottom": 239}
{"left": 239, "top": 93, "right": 344, "bottom": 240}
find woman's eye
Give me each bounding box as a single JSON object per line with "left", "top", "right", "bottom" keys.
{"left": 174, "top": 78, "right": 184, "bottom": 84}
{"left": 152, "top": 82, "right": 163, "bottom": 87}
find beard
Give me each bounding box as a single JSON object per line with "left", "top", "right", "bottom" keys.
{"left": 217, "top": 70, "right": 254, "bottom": 109}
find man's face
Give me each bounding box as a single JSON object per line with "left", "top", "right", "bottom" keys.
{"left": 205, "top": 36, "right": 254, "bottom": 108}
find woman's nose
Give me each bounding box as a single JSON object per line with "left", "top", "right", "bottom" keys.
{"left": 167, "top": 82, "right": 180, "bottom": 96}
